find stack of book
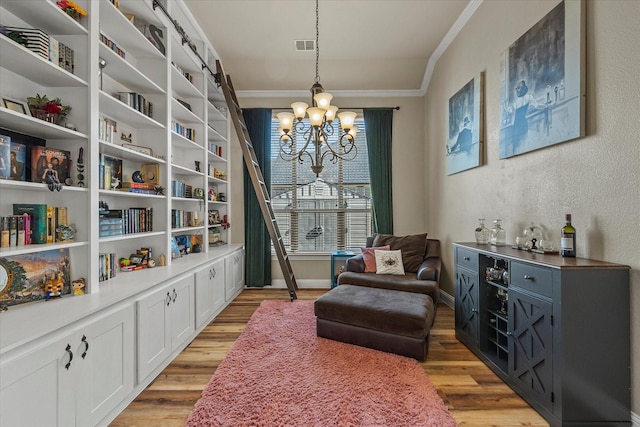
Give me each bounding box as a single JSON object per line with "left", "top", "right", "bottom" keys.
{"left": 4, "top": 26, "right": 49, "bottom": 60}
{"left": 171, "top": 180, "right": 193, "bottom": 198}
{"left": 171, "top": 209, "right": 198, "bottom": 229}
{"left": 99, "top": 207, "right": 153, "bottom": 237}
{"left": 120, "top": 181, "right": 156, "bottom": 195}
{"left": 116, "top": 92, "right": 152, "bottom": 117}
{"left": 171, "top": 121, "right": 196, "bottom": 141}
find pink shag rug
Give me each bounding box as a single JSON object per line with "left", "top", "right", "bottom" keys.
{"left": 186, "top": 299, "right": 456, "bottom": 427}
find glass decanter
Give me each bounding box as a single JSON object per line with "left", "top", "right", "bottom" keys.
{"left": 524, "top": 222, "right": 543, "bottom": 249}
{"left": 475, "top": 218, "right": 491, "bottom": 244}
{"left": 490, "top": 219, "right": 506, "bottom": 246}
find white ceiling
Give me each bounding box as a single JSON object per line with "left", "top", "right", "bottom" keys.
{"left": 183, "top": 0, "right": 474, "bottom": 95}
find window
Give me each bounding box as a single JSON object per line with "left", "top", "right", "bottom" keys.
{"left": 270, "top": 111, "right": 372, "bottom": 253}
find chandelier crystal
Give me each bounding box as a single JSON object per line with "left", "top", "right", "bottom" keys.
{"left": 277, "top": 0, "right": 358, "bottom": 177}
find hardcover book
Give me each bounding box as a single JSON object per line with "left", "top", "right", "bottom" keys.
{"left": 13, "top": 204, "right": 47, "bottom": 244}
{"left": 31, "top": 146, "right": 71, "bottom": 184}
{"left": 9, "top": 141, "right": 27, "bottom": 181}
{"left": 0, "top": 135, "right": 10, "bottom": 179}
{"left": 101, "top": 155, "right": 123, "bottom": 189}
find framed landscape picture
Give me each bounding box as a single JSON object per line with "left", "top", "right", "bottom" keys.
{"left": 0, "top": 248, "right": 71, "bottom": 308}
{"left": 446, "top": 72, "right": 484, "bottom": 175}
{"left": 499, "top": 0, "right": 585, "bottom": 159}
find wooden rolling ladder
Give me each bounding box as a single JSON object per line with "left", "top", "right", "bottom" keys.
{"left": 215, "top": 60, "right": 298, "bottom": 301}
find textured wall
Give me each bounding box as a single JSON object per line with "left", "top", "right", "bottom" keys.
{"left": 425, "top": 0, "right": 640, "bottom": 414}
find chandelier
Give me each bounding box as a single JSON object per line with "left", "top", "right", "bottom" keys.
{"left": 277, "top": 0, "right": 358, "bottom": 177}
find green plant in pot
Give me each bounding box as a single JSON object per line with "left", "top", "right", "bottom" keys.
{"left": 27, "top": 94, "right": 71, "bottom": 125}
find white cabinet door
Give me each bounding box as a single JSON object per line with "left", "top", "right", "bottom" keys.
{"left": 137, "top": 274, "right": 195, "bottom": 383}
{"left": 137, "top": 285, "right": 172, "bottom": 383}
{"left": 169, "top": 274, "right": 195, "bottom": 352}
{"left": 194, "top": 258, "right": 225, "bottom": 329}
{"left": 0, "top": 334, "right": 76, "bottom": 427}
{"left": 225, "top": 250, "right": 244, "bottom": 301}
{"left": 232, "top": 250, "right": 244, "bottom": 295}
{"left": 76, "top": 304, "right": 134, "bottom": 426}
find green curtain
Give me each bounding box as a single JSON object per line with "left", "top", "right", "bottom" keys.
{"left": 242, "top": 108, "right": 272, "bottom": 287}
{"left": 363, "top": 108, "right": 394, "bottom": 234}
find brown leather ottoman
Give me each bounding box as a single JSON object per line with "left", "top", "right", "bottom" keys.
{"left": 314, "top": 284, "right": 435, "bottom": 361}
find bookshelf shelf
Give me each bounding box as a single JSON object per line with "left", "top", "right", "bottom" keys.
{"left": 0, "top": 108, "right": 88, "bottom": 140}
{"left": 171, "top": 97, "right": 204, "bottom": 124}
{"left": 2, "top": 0, "right": 88, "bottom": 35}
{"left": 171, "top": 196, "right": 203, "bottom": 203}
{"left": 171, "top": 225, "right": 205, "bottom": 233}
{"left": 98, "top": 189, "right": 165, "bottom": 199}
{"left": 208, "top": 176, "right": 227, "bottom": 185}
{"left": 0, "top": 180, "right": 88, "bottom": 193}
{"left": 207, "top": 125, "right": 226, "bottom": 142}
{"left": 171, "top": 66, "right": 204, "bottom": 99}
{"left": 99, "top": 91, "right": 165, "bottom": 129}
{"left": 0, "top": 240, "right": 88, "bottom": 257}
{"left": 99, "top": 231, "right": 165, "bottom": 243}
{"left": 207, "top": 101, "right": 227, "bottom": 122}
{"left": 98, "top": 42, "right": 165, "bottom": 94}
{"left": 0, "top": 35, "right": 89, "bottom": 87}
{"left": 171, "top": 131, "right": 203, "bottom": 151}
{"left": 207, "top": 150, "right": 227, "bottom": 163}
{"left": 171, "top": 163, "right": 203, "bottom": 176}
{"left": 99, "top": 140, "right": 166, "bottom": 164}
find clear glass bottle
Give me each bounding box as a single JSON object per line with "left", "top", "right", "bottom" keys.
{"left": 524, "top": 222, "right": 543, "bottom": 249}
{"left": 490, "top": 219, "right": 506, "bottom": 246}
{"left": 475, "top": 218, "right": 491, "bottom": 244}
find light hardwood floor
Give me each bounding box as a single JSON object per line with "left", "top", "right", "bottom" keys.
{"left": 111, "top": 289, "right": 549, "bottom": 426}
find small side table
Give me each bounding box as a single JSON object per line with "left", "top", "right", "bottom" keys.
{"left": 330, "top": 250, "right": 355, "bottom": 288}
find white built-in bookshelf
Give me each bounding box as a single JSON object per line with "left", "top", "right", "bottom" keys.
{"left": 0, "top": 1, "right": 241, "bottom": 425}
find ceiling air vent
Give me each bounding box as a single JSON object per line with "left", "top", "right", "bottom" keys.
{"left": 295, "top": 40, "right": 315, "bottom": 51}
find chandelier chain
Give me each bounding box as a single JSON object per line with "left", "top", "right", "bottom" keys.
{"left": 315, "top": 0, "right": 320, "bottom": 84}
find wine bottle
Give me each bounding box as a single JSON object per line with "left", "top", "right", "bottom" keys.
{"left": 560, "top": 214, "right": 576, "bottom": 257}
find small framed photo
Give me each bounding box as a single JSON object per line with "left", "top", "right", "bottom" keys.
{"left": 208, "top": 209, "right": 220, "bottom": 225}
{"left": 2, "top": 98, "right": 31, "bottom": 116}
{"left": 140, "top": 163, "right": 160, "bottom": 185}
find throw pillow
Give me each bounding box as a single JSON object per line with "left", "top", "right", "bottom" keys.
{"left": 375, "top": 249, "right": 405, "bottom": 275}
{"left": 372, "top": 233, "right": 428, "bottom": 273}
{"left": 361, "top": 245, "right": 391, "bottom": 272}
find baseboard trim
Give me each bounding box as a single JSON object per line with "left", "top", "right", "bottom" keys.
{"left": 632, "top": 410, "right": 639, "bottom": 426}
{"left": 439, "top": 289, "right": 454, "bottom": 309}
{"left": 268, "top": 279, "right": 331, "bottom": 289}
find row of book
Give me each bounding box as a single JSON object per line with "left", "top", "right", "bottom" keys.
{"left": 99, "top": 32, "right": 125, "bottom": 59}
{"left": 98, "top": 252, "right": 118, "bottom": 282}
{"left": 1, "top": 204, "right": 69, "bottom": 248}
{"left": 208, "top": 142, "right": 223, "bottom": 158}
{"left": 98, "top": 117, "right": 118, "bottom": 144}
{"left": 171, "top": 121, "right": 196, "bottom": 141}
{"left": 116, "top": 92, "right": 153, "bottom": 118}
{"left": 171, "top": 209, "right": 199, "bottom": 229}
{"left": 99, "top": 207, "right": 153, "bottom": 238}
{"left": 0, "top": 134, "right": 72, "bottom": 184}
{"left": 171, "top": 180, "right": 193, "bottom": 198}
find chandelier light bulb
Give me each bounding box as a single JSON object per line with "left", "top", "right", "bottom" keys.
{"left": 278, "top": 127, "right": 291, "bottom": 141}
{"left": 325, "top": 105, "right": 338, "bottom": 122}
{"left": 313, "top": 92, "right": 333, "bottom": 109}
{"left": 307, "top": 107, "right": 325, "bottom": 127}
{"left": 348, "top": 125, "right": 358, "bottom": 140}
{"left": 291, "top": 102, "right": 308, "bottom": 120}
{"left": 338, "top": 111, "right": 357, "bottom": 131}
{"left": 276, "top": 111, "right": 295, "bottom": 132}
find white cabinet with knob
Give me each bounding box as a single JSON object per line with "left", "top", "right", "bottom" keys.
{"left": 194, "top": 257, "right": 225, "bottom": 329}
{"left": 225, "top": 250, "right": 244, "bottom": 301}
{"left": 136, "top": 274, "right": 194, "bottom": 384}
{"left": 0, "top": 304, "right": 134, "bottom": 427}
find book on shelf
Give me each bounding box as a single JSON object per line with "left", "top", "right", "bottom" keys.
{"left": 0, "top": 134, "right": 10, "bottom": 180}
{"left": 99, "top": 252, "right": 118, "bottom": 282}
{"left": 0, "top": 217, "right": 9, "bottom": 247}
{"left": 31, "top": 146, "right": 71, "bottom": 184}
{"left": 100, "top": 155, "right": 123, "bottom": 189}
{"left": 49, "top": 35, "right": 59, "bottom": 65}
{"left": 98, "top": 117, "right": 117, "bottom": 143}
{"left": 9, "top": 141, "right": 27, "bottom": 181}
{"left": 13, "top": 204, "right": 47, "bottom": 244}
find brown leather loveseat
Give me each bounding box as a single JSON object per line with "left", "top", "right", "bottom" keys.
{"left": 337, "top": 233, "right": 441, "bottom": 307}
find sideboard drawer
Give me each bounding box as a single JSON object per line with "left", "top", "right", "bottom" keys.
{"left": 510, "top": 261, "right": 552, "bottom": 297}
{"left": 456, "top": 247, "right": 478, "bottom": 271}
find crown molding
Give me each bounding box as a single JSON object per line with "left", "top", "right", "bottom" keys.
{"left": 236, "top": 89, "right": 424, "bottom": 99}
{"left": 421, "top": 0, "right": 483, "bottom": 95}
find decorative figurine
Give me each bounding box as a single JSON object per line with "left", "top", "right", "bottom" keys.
{"left": 45, "top": 273, "right": 64, "bottom": 300}
{"left": 158, "top": 254, "right": 166, "bottom": 266}
{"left": 154, "top": 185, "right": 165, "bottom": 195}
{"left": 132, "top": 170, "right": 144, "bottom": 183}
{"left": 56, "top": 224, "right": 76, "bottom": 242}
{"left": 195, "top": 160, "right": 201, "bottom": 172}
{"left": 76, "top": 147, "right": 85, "bottom": 187}
{"left": 72, "top": 278, "right": 86, "bottom": 295}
